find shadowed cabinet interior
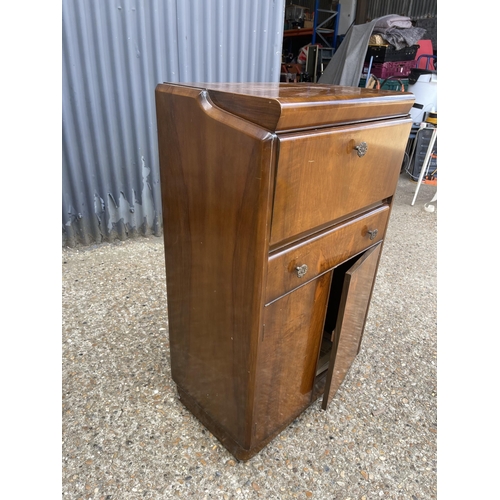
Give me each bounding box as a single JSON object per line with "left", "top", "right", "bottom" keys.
{"left": 155, "top": 82, "right": 414, "bottom": 460}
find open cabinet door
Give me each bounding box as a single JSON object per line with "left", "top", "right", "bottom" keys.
{"left": 322, "top": 243, "right": 382, "bottom": 410}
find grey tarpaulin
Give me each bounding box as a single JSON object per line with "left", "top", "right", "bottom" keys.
{"left": 318, "top": 20, "right": 377, "bottom": 87}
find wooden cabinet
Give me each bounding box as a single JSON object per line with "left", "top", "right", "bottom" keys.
{"left": 155, "top": 82, "right": 414, "bottom": 460}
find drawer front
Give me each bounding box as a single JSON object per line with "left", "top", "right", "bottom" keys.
{"left": 270, "top": 118, "right": 411, "bottom": 247}
{"left": 265, "top": 205, "right": 390, "bottom": 304}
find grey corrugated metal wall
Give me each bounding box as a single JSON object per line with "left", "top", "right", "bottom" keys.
{"left": 355, "top": 0, "right": 437, "bottom": 23}
{"left": 62, "top": 0, "right": 286, "bottom": 247}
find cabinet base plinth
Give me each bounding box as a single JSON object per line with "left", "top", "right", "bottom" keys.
{"left": 177, "top": 386, "right": 316, "bottom": 461}
{"left": 176, "top": 387, "right": 258, "bottom": 461}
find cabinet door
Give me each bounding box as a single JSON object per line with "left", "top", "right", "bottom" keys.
{"left": 253, "top": 272, "right": 332, "bottom": 444}
{"left": 322, "top": 243, "right": 382, "bottom": 410}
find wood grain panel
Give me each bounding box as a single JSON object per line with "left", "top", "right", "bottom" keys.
{"left": 322, "top": 244, "right": 382, "bottom": 410}
{"left": 270, "top": 118, "right": 411, "bottom": 246}
{"left": 266, "top": 206, "right": 389, "bottom": 304}
{"left": 155, "top": 84, "right": 277, "bottom": 450}
{"left": 181, "top": 82, "right": 415, "bottom": 132}
{"left": 253, "top": 272, "right": 332, "bottom": 443}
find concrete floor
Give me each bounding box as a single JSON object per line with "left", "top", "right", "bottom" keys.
{"left": 62, "top": 174, "right": 437, "bottom": 499}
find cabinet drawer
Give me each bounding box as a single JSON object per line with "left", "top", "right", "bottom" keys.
{"left": 270, "top": 118, "right": 411, "bottom": 247}
{"left": 265, "top": 205, "right": 390, "bottom": 304}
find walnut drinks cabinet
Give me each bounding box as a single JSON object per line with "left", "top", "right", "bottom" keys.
{"left": 155, "top": 83, "right": 414, "bottom": 460}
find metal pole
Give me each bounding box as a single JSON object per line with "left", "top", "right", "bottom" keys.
{"left": 312, "top": 0, "right": 319, "bottom": 45}
{"left": 333, "top": 2, "right": 340, "bottom": 51}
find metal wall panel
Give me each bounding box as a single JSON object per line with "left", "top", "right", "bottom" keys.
{"left": 355, "top": 0, "right": 437, "bottom": 23}
{"left": 62, "top": 0, "right": 286, "bottom": 247}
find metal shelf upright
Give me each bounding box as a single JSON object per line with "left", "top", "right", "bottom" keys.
{"left": 312, "top": 1, "right": 340, "bottom": 50}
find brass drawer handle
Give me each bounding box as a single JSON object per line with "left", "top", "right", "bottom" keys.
{"left": 354, "top": 142, "right": 368, "bottom": 157}
{"left": 367, "top": 229, "right": 378, "bottom": 240}
{"left": 295, "top": 264, "right": 308, "bottom": 278}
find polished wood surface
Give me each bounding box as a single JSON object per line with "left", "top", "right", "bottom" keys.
{"left": 155, "top": 82, "right": 410, "bottom": 460}
{"left": 322, "top": 244, "right": 382, "bottom": 410}
{"left": 265, "top": 206, "right": 389, "bottom": 304}
{"left": 155, "top": 84, "right": 276, "bottom": 450}
{"left": 167, "top": 82, "right": 415, "bottom": 132}
{"left": 270, "top": 119, "right": 411, "bottom": 246}
{"left": 254, "top": 272, "right": 332, "bottom": 443}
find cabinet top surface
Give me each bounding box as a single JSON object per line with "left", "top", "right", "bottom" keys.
{"left": 166, "top": 82, "right": 411, "bottom": 101}
{"left": 158, "top": 82, "right": 415, "bottom": 132}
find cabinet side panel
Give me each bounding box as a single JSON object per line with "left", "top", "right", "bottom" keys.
{"left": 155, "top": 85, "right": 275, "bottom": 449}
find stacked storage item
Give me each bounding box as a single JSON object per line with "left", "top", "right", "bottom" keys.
{"left": 360, "top": 15, "right": 427, "bottom": 85}
{"left": 359, "top": 76, "right": 408, "bottom": 92}
{"left": 363, "top": 44, "right": 419, "bottom": 78}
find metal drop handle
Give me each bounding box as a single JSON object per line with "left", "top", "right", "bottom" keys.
{"left": 367, "top": 229, "right": 378, "bottom": 240}
{"left": 295, "top": 264, "right": 308, "bottom": 278}
{"left": 354, "top": 142, "right": 368, "bottom": 157}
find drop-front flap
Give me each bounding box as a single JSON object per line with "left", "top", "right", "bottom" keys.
{"left": 160, "top": 82, "right": 415, "bottom": 132}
